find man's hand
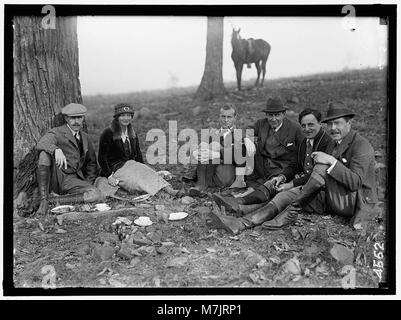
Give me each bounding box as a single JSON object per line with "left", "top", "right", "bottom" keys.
{"left": 108, "top": 174, "right": 119, "bottom": 187}
{"left": 276, "top": 181, "right": 294, "bottom": 192}
{"left": 268, "top": 175, "right": 285, "bottom": 188}
{"left": 244, "top": 137, "right": 256, "bottom": 157}
{"left": 311, "top": 151, "right": 336, "bottom": 166}
{"left": 54, "top": 149, "right": 67, "bottom": 169}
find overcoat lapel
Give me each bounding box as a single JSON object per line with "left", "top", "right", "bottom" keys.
{"left": 62, "top": 124, "right": 79, "bottom": 150}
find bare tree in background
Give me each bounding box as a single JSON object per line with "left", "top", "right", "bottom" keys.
{"left": 195, "top": 16, "right": 226, "bottom": 100}
{"left": 14, "top": 16, "right": 83, "bottom": 200}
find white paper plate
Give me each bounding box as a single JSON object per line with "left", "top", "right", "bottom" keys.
{"left": 95, "top": 203, "right": 111, "bottom": 211}
{"left": 134, "top": 216, "right": 153, "bottom": 227}
{"left": 133, "top": 194, "right": 151, "bottom": 202}
{"left": 168, "top": 212, "right": 189, "bottom": 221}
{"left": 50, "top": 205, "right": 74, "bottom": 214}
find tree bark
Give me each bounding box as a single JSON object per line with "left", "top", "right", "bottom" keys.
{"left": 14, "top": 16, "right": 83, "bottom": 196}
{"left": 195, "top": 17, "right": 226, "bottom": 101}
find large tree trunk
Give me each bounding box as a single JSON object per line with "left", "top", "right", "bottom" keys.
{"left": 14, "top": 16, "right": 82, "bottom": 198}
{"left": 195, "top": 17, "right": 226, "bottom": 101}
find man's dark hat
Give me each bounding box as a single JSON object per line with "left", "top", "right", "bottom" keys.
{"left": 262, "top": 97, "right": 287, "bottom": 113}
{"left": 114, "top": 103, "right": 135, "bottom": 117}
{"left": 321, "top": 102, "right": 355, "bottom": 123}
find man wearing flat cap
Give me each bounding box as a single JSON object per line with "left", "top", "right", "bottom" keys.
{"left": 35, "top": 103, "right": 101, "bottom": 215}
{"left": 213, "top": 97, "right": 304, "bottom": 213}
{"left": 260, "top": 101, "right": 379, "bottom": 230}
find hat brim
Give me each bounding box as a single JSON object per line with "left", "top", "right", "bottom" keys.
{"left": 262, "top": 107, "right": 287, "bottom": 113}
{"left": 321, "top": 113, "right": 355, "bottom": 123}
{"left": 114, "top": 111, "right": 135, "bottom": 117}
{"left": 63, "top": 113, "right": 86, "bottom": 117}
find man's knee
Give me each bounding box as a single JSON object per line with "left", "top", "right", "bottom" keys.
{"left": 38, "top": 151, "right": 52, "bottom": 166}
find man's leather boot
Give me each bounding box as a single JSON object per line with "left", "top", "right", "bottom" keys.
{"left": 50, "top": 192, "right": 85, "bottom": 205}
{"left": 262, "top": 175, "right": 325, "bottom": 230}
{"left": 35, "top": 165, "right": 51, "bottom": 215}
{"left": 213, "top": 194, "right": 245, "bottom": 213}
{"left": 262, "top": 204, "right": 299, "bottom": 230}
{"left": 242, "top": 202, "right": 280, "bottom": 226}
{"left": 209, "top": 202, "right": 279, "bottom": 235}
{"left": 208, "top": 211, "right": 246, "bottom": 235}
{"left": 237, "top": 202, "right": 267, "bottom": 215}
{"left": 50, "top": 188, "right": 103, "bottom": 205}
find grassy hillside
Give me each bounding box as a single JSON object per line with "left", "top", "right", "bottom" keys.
{"left": 83, "top": 67, "right": 388, "bottom": 172}
{"left": 13, "top": 68, "right": 389, "bottom": 289}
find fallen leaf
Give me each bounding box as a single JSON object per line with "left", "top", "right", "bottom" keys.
{"left": 283, "top": 257, "right": 301, "bottom": 275}
{"left": 249, "top": 272, "right": 260, "bottom": 283}
{"left": 55, "top": 228, "right": 67, "bottom": 234}
{"left": 108, "top": 277, "right": 127, "bottom": 288}
{"left": 166, "top": 257, "right": 189, "bottom": 268}
{"left": 206, "top": 248, "right": 217, "bottom": 253}
{"left": 181, "top": 247, "right": 191, "bottom": 254}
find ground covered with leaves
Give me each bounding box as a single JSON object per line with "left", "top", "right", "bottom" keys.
{"left": 13, "top": 68, "right": 388, "bottom": 289}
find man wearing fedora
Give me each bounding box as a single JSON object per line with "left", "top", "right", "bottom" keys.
{"left": 260, "top": 101, "right": 379, "bottom": 230}
{"left": 209, "top": 108, "right": 332, "bottom": 234}
{"left": 35, "top": 103, "right": 101, "bottom": 215}
{"left": 212, "top": 97, "right": 304, "bottom": 213}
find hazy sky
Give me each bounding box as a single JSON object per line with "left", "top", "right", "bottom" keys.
{"left": 77, "top": 16, "right": 387, "bottom": 95}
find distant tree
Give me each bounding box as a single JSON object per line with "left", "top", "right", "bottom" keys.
{"left": 195, "top": 17, "right": 226, "bottom": 100}
{"left": 14, "top": 16, "right": 83, "bottom": 199}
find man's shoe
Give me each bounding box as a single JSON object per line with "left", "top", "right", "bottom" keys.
{"left": 208, "top": 211, "right": 246, "bottom": 235}
{"left": 212, "top": 194, "right": 244, "bottom": 213}
{"left": 189, "top": 186, "right": 206, "bottom": 197}
{"left": 262, "top": 204, "right": 299, "bottom": 230}
{"left": 182, "top": 175, "right": 197, "bottom": 183}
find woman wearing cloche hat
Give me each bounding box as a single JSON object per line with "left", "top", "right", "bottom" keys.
{"left": 98, "top": 103, "right": 184, "bottom": 197}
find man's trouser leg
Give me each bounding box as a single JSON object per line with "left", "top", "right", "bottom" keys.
{"left": 209, "top": 188, "right": 299, "bottom": 235}
{"left": 213, "top": 164, "right": 236, "bottom": 188}
{"left": 262, "top": 164, "right": 328, "bottom": 230}
{"left": 326, "top": 176, "right": 357, "bottom": 217}
{"left": 189, "top": 163, "right": 216, "bottom": 196}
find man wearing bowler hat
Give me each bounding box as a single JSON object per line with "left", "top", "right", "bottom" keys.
{"left": 35, "top": 103, "right": 101, "bottom": 215}
{"left": 213, "top": 96, "right": 304, "bottom": 213}
{"left": 261, "top": 101, "right": 379, "bottom": 230}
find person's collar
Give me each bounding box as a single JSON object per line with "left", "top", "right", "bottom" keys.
{"left": 220, "top": 125, "right": 235, "bottom": 132}
{"left": 307, "top": 138, "right": 314, "bottom": 147}
{"left": 273, "top": 121, "right": 283, "bottom": 132}
{"left": 67, "top": 124, "right": 80, "bottom": 137}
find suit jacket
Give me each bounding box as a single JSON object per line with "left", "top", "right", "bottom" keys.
{"left": 98, "top": 127, "right": 144, "bottom": 177}
{"left": 326, "top": 129, "right": 378, "bottom": 218}
{"left": 210, "top": 127, "right": 247, "bottom": 166}
{"left": 36, "top": 124, "right": 98, "bottom": 183}
{"left": 250, "top": 117, "right": 305, "bottom": 179}
{"left": 281, "top": 127, "right": 332, "bottom": 187}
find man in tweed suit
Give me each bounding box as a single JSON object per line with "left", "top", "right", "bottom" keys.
{"left": 35, "top": 103, "right": 101, "bottom": 215}
{"left": 261, "top": 102, "right": 379, "bottom": 230}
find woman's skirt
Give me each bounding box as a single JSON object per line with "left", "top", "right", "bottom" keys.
{"left": 112, "top": 160, "right": 170, "bottom": 196}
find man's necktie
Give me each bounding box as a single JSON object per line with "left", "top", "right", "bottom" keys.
{"left": 75, "top": 133, "right": 83, "bottom": 155}
{"left": 304, "top": 139, "right": 313, "bottom": 173}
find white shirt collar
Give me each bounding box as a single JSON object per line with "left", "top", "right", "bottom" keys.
{"left": 67, "top": 124, "right": 80, "bottom": 139}
{"left": 121, "top": 129, "right": 129, "bottom": 142}
{"left": 273, "top": 122, "right": 283, "bottom": 132}
{"left": 307, "top": 138, "right": 314, "bottom": 147}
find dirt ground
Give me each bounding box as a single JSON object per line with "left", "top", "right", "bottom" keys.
{"left": 13, "top": 68, "right": 389, "bottom": 289}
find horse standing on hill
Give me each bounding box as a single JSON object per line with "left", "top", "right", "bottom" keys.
{"left": 231, "top": 28, "right": 271, "bottom": 91}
